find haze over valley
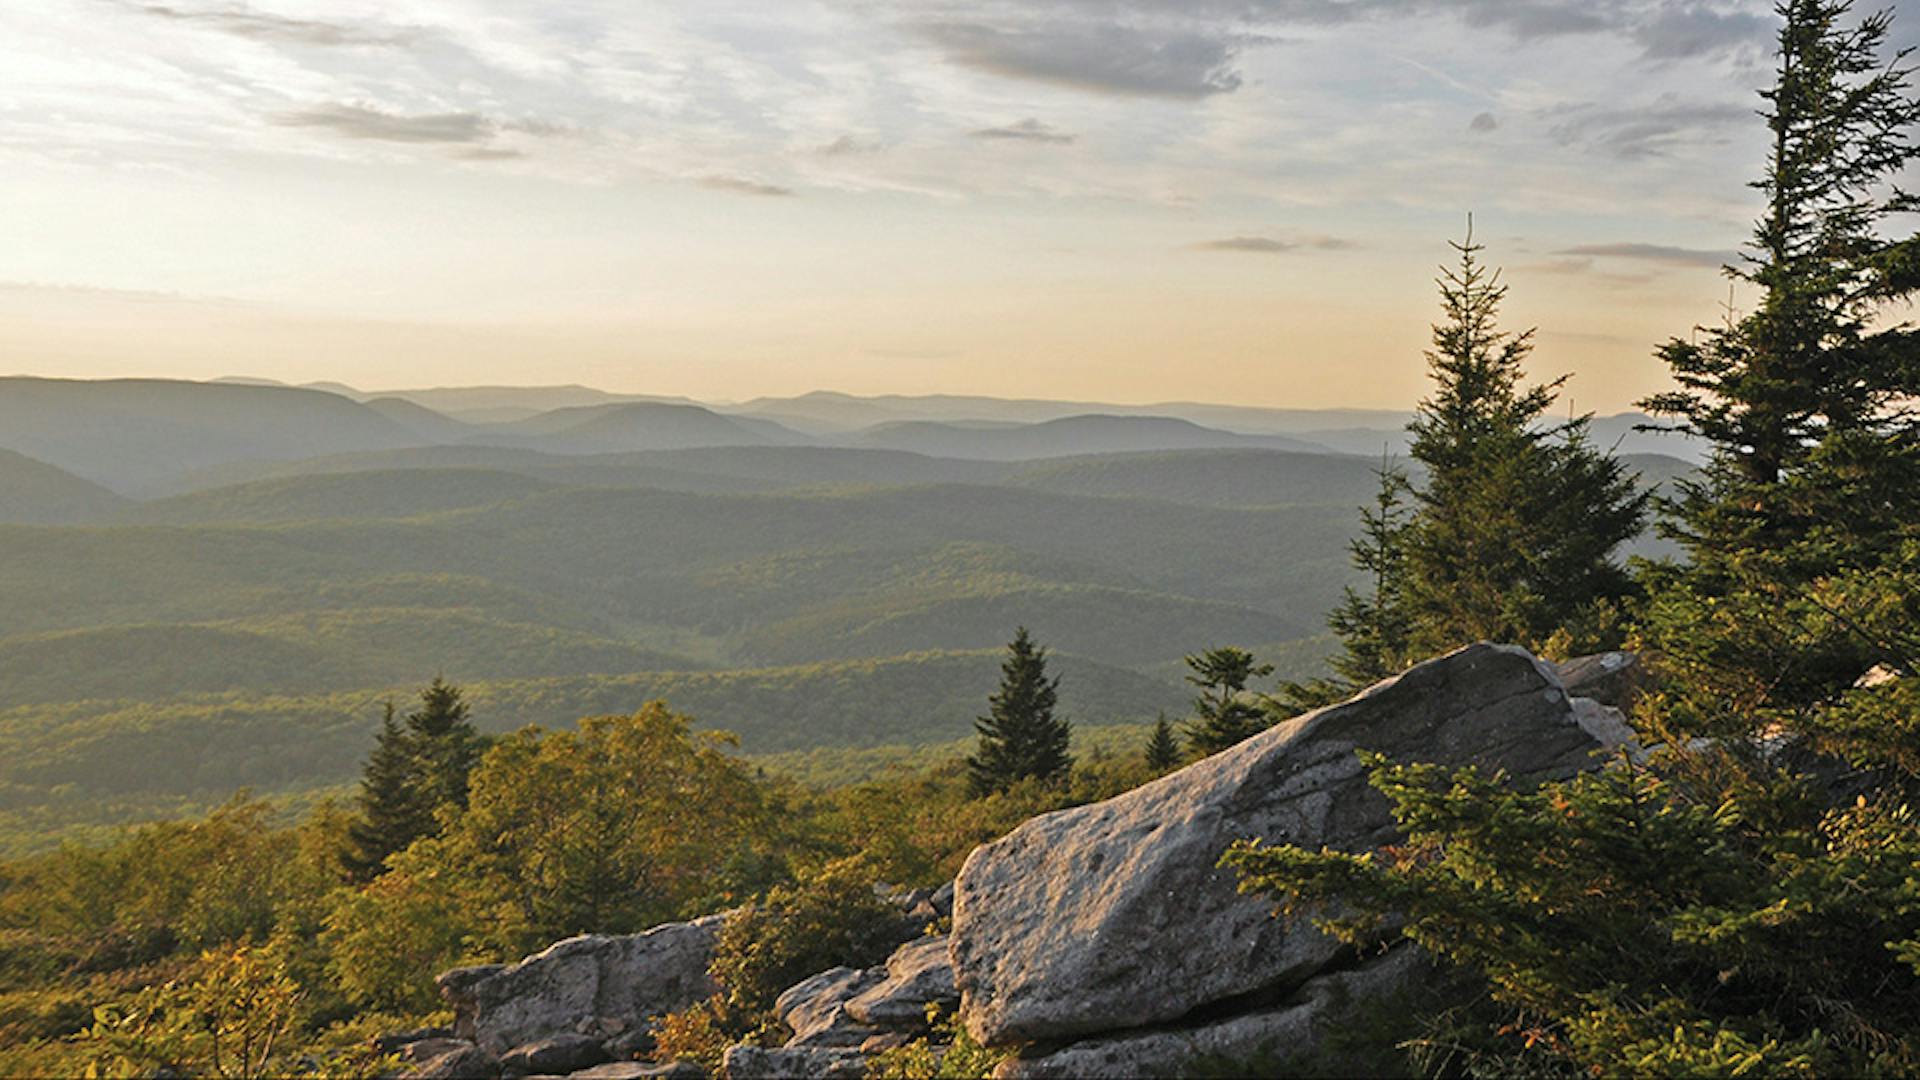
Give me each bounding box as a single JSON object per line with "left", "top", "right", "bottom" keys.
{"left": 0, "top": 373, "right": 1689, "bottom": 846}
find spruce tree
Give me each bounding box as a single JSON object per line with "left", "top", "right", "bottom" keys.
{"left": 1285, "top": 225, "right": 1647, "bottom": 715}
{"left": 967, "top": 628, "right": 1073, "bottom": 796}
{"left": 1143, "top": 714, "right": 1182, "bottom": 773}
{"left": 342, "top": 678, "right": 486, "bottom": 882}
{"left": 404, "top": 676, "right": 482, "bottom": 813}
{"left": 1397, "top": 226, "right": 1648, "bottom": 658}
{"left": 343, "top": 701, "right": 433, "bottom": 882}
{"left": 1182, "top": 647, "right": 1275, "bottom": 756}
{"left": 1638, "top": 0, "right": 1920, "bottom": 765}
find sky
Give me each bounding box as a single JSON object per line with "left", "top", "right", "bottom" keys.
{"left": 0, "top": 0, "right": 1899, "bottom": 411}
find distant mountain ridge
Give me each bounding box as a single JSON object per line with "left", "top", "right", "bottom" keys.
{"left": 0, "top": 377, "right": 422, "bottom": 493}
{"left": 847, "top": 414, "right": 1335, "bottom": 460}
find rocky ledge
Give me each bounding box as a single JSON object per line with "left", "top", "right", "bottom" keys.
{"left": 387, "top": 643, "right": 1634, "bottom": 1079}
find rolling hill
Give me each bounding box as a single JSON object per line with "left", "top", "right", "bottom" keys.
{"left": 0, "top": 448, "right": 129, "bottom": 524}
{"left": 848, "top": 415, "right": 1332, "bottom": 459}
{"left": 0, "top": 377, "right": 424, "bottom": 493}
{"left": 0, "top": 649, "right": 1192, "bottom": 851}
{"left": 132, "top": 468, "right": 562, "bottom": 524}
{"left": 0, "top": 377, "right": 1697, "bottom": 855}
{"left": 481, "top": 401, "right": 809, "bottom": 454}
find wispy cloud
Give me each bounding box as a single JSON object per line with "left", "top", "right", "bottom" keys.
{"left": 969, "top": 118, "right": 1076, "bottom": 143}
{"left": 820, "top": 135, "right": 884, "bottom": 156}
{"left": 453, "top": 146, "right": 525, "bottom": 161}
{"left": 698, "top": 175, "right": 797, "bottom": 197}
{"left": 271, "top": 104, "right": 493, "bottom": 143}
{"left": 1190, "top": 235, "right": 1355, "bottom": 254}
{"left": 1548, "top": 97, "right": 1751, "bottom": 160}
{"left": 133, "top": 3, "right": 410, "bottom": 47}
{"left": 1557, "top": 242, "right": 1736, "bottom": 268}
{"left": 922, "top": 21, "right": 1247, "bottom": 98}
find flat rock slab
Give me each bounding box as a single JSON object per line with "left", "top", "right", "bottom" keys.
{"left": 440, "top": 914, "right": 725, "bottom": 1054}
{"left": 1555, "top": 651, "right": 1645, "bottom": 710}
{"left": 776, "top": 966, "right": 885, "bottom": 1048}
{"left": 500, "top": 1033, "right": 609, "bottom": 1076}
{"left": 995, "top": 946, "right": 1432, "bottom": 1079}
{"left": 403, "top": 1043, "right": 500, "bottom": 1080}
{"left": 565, "top": 1063, "right": 706, "bottom": 1080}
{"left": 721, "top": 1045, "right": 867, "bottom": 1079}
{"left": 952, "top": 643, "right": 1617, "bottom": 1046}
{"left": 845, "top": 936, "right": 957, "bottom": 1028}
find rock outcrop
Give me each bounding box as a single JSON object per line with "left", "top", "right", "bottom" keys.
{"left": 1556, "top": 650, "right": 1647, "bottom": 711}
{"left": 438, "top": 914, "right": 725, "bottom": 1054}
{"left": 844, "top": 936, "right": 957, "bottom": 1027}
{"left": 950, "top": 643, "right": 1628, "bottom": 1050}
{"left": 407, "top": 643, "right": 1636, "bottom": 1080}
{"left": 777, "top": 966, "right": 886, "bottom": 1048}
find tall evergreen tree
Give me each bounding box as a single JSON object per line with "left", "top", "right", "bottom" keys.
{"left": 343, "top": 701, "right": 433, "bottom": 882}
{"left": 1283, "top": 225, "right": 1648, "bottom": 715}
{"left": 404, "top": 676, "right": 483, "bottom": 813}
{"left": 1182, "top": 647, "right": 1275, "bottom": 756}
{"left": 967, "top": 628, "right": 1073, "bottom": 796}
{"left": 1397, "top": 226, "right": 1648, "bottom": 658}
{"left": 342, "top": 678, "right": 486, "bottom": 882}
{"left": 1638, "top": 0, "right": 1920, "bottom": 765}
{"left": 1143, "top": 713, "right": 1182, "bottom": 773}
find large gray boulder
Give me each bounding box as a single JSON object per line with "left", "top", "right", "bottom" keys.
{"left": 439, "top": 914, "right": 725, "bottom": 1054}
{"left": 951, "top": 643, "right": 1625, "bottom": 1046}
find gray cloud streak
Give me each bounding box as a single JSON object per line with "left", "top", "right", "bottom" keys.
{"left": 923, "top": 20, "right": 1246, "bottom": 98}
{"left": 1558, "top": 242, "right": 1737, "bottom": 267}
{"left": 970, "top": 118, "right": 1076, "bottom": 143}
{"left": 272, "top": 104, "right": 493, "bottom": 143}
{"left": 1191, "top": 234, "right": 1354, "bottom": 253}
{"left": 699, "top": 175, "right": 797, "bottom": 196}
{"left": 1549, "top": 97, "right": 1751, "bottom": 160}
{"left": 136, "top": 3, "right": 410, "bottom": 46}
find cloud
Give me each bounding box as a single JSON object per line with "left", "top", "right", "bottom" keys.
{"left": 1557, "top": 242, "right": 1736, "bottom": 268}
{"left": 698, "top": 175, "right": 797, "bottom": 197}
{"left": 453, "top": 147, "right": 525, "bottom": 161}
{"left": 1191, "top": 235, "right": 1355, "bottom": 254}
{"left": 969, "top": 118, "right": 1076, "bottom": 143}
{"left": 1631, "top": 6, "right": 1772, "bottom": 61}
{"left": 1469, "top": 112, "right": 1498, "bottom": 133}
{"left": 134, "top": 3, "right": 409, "bottom": 47}
{"left": 1548, "top": 97, "right": 1750, "bottom": 160}
{"left": 271, "top": 104, "right": 493, "bottom": 143}
{"left": 820, "top": 135, "right": 884, "bottom": 156}
{"left": 922, "top": 21, "right": 1245, "bottom": 98}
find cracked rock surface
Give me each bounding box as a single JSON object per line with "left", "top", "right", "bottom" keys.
{"left": 950, "top": 643, "right": 1623, "bottom": 1046}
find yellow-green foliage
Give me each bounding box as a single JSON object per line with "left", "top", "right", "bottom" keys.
{"left": 79, "top": 945, "right": 305, "bottom": 1080}
{"left": 710, "top": 858, "right": 906, "bottom": 1016}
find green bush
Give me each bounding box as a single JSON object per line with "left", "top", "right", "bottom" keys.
{"left": 710, "top": 858, "right": 908, "bottom": 1018}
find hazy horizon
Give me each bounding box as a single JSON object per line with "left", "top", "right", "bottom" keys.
{"left": 4, "top": 1, "right": 1881, "bottom": 411}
